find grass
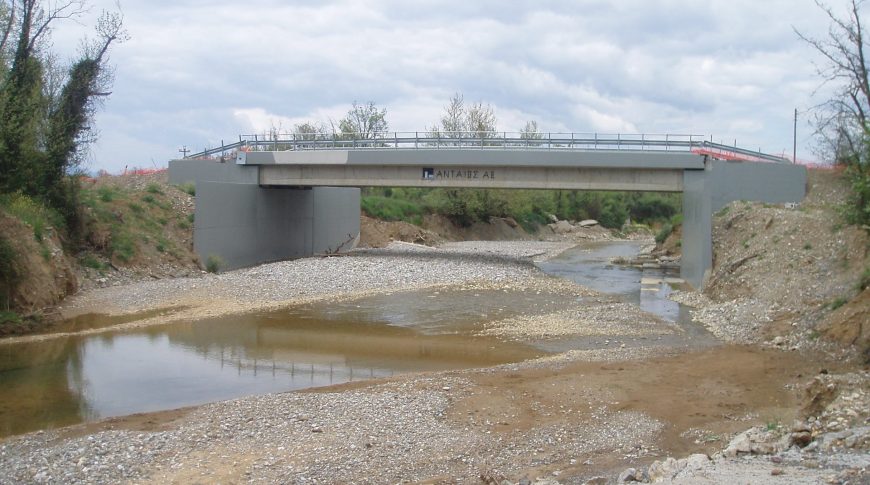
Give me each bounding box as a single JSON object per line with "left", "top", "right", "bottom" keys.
{"left": 109, "top": 224, "right": 135, "bottom": 263}
{"left": 205, "top": 254, "right": 223, "bottom": 273}
{"left": 0, "top": 236, "right": 20, "bottom": 310}
{"left": 716, "top": 206, "right": 731, "bottom": 217}
{"left": 97, "top": 186, "right": 119, "bottom": 202}
{"left": 804, "top": 243, "right": 813, "bottom": 250}
{"left": 765, "top": 418, "right": 782, "bottom": 432}
{"left": 178, "top": 183, "right": 195, "bottom": 196}
{"left": 80, "top": 254, "right": 106, "bottom": 271}
{"left": 146, "top": 183, "right": 163, "bottom": 194}
{"left": 829, "top": 296, "right": 849, "bottom": 311}
{"left": 860, "top": 267, "right": 870, "bottom": 291}
{"left": 0, "top": 310, "right": 21, "bottom": 326}
{"left": 0, "top": 193, "right": 64, "bottom": 242}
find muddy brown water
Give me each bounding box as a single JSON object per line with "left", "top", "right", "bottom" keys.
{"left": 0, "top": 241, "right": 712, "bottom": 438}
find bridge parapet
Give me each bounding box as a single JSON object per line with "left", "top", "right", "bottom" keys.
{"left": 186, "top": 132, "right": 789, "bottom": 164}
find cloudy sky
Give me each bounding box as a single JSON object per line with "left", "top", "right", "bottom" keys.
{"left": 50, "top": 0, "right": 844, "bottom": 172}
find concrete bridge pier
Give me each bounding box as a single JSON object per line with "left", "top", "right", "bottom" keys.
{"left": 169, "top": 160, "right": 360, "bottom": 271}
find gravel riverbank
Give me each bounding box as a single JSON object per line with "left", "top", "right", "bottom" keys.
{"left": 1, "top": 240, "right": 867, "bottom": 484}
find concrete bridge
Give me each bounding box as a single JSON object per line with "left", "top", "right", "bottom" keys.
{"left": 168, "top": 132, "right": 806, "bottom": 288}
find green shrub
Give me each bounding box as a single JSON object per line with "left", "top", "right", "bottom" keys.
{"left": 142, "top": 194, "right": 156, "bottom": 205}
{"left": 205, "top": 254, "right": 223, "bottom": 273}
{"left": 97, "top": 186, "right": 117, "bottom": 202}
{"left": 829, "top": 296, "right": 849, "bottom": 310}
{"left": 128, "top": 202, "right": 144, "bottom": 214}
{"left": 361, "top": 196, "right": 424, "bottom": 224}
{"left": 859, "top": 267, "right": 870, "bottom": 291}
{"left": 178, "top": 183, "right": 196, "bottom": 196}
{"left": 0, "top": 193, "right": 64, "bottom": 241}
{"left": 177, "top": 219, "right": 191, "bottom": 230}
{"left": 0, "top": 310, "right": 21, "bottom": 325}
{"left": 655, "top": 223, "right": 673, "bottom": 244}
{"left": 80, "top": 254, "right": 105, "bottom": 270}
{"left": 109, "top": 225, "right": 135, "bottom": 262}
{"left": 0, "top": 236, "right": 20, "bottom": 310}
{"left": 146, "top": 183, "right": 163, "bottom": 194}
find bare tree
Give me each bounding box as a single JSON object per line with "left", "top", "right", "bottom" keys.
{"left": 520, "top": 120, "right": 542, "bottom": 139}
{"left": 466, "top": 101, "right": 497, "bottom": 136}
{"left": 796, "top": 0, "right": 870, "bottom": 161}
{"left": 338, "top": 101, "right": 388, "bottom": 140}
{"left": 440, "top": 92, "right": 466, "bottom": 134}
{"left": 797, "top": 0, "right": 870, "bottom": 226}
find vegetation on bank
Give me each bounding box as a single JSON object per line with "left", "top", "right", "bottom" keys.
{"left": 0, "top": 1, "right": 127, "bottom": 323}
{"left": 361, "top": 187, "right": 682, "bottom": 231}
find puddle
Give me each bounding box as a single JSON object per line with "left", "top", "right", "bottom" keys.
{"left": 0, "top": 294, "right": 545, "bottom": 438}
{"left": 38, "top": 307, "right": 188, "bottom": 335}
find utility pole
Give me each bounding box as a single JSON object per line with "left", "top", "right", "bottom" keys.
{"left": 793, "top": 108, "right": 798, "bottom": 164}
{"left": 179, "top": 146, "right": 190, "bottom": 158}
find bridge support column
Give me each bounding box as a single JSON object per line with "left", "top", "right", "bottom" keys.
{"left": 169, "top": 160, "right": 360, "bottom": 271}
{"left": 680, "top": 168, "right": 713, "bottom": 288}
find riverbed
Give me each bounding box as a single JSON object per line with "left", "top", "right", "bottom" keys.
{"left": 0, "top": 240, "right": 709, "bottom": 438}
{"left": 1, "top": 240, "right": 841, "bottom": 485}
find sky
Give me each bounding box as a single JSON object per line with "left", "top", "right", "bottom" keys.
{"left": 47, "top": 0, "right": 847, "bottom": 172}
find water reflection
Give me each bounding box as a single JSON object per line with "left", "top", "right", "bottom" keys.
{"left": 0, "top": 294, "right": 543, "bottom": 437}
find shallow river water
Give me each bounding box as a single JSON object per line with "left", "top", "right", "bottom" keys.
{"left": 0, "top": 241, "right": 712, "bottom": 437}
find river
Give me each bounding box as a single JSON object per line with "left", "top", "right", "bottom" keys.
{"left": 0, "top": 240, "right": 713, "bottom": 437}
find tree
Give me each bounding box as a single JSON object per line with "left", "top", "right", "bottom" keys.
{"left": 293, "top": 121, "right": 325, "bottom": 140}
{"left": 440, "top": 92, "right": 466, "bottom": 134}
{"left": 466, "top": 101, "right": 496, "bottom": 136}
{"left": 337, "top": 101, "right": 388, "bottom": 140}
{"left": 797, "top": 0, "right": 870, "bottom": 226}
{"left": 0, "top": 1, "right": 126, "bottom": 228}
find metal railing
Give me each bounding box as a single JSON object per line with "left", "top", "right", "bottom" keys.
{"left": 185, "top": 131, "right": 790, "bottom": 163}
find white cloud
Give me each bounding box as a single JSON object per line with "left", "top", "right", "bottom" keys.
{"left": 45, "top": 0, "right": 849, "bottom": 172}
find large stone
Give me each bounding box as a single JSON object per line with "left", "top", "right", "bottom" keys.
{"left": 617, "top": 467, "right": 638, "bottom": 483}
{"left": 647, "top": 457, "right": 685, "bottom": 482}
{"left": 579, "top": 219, "right": 599, "bottom": 227}
{"left": 549, "top": 220, "right": 574, "bottom": 234}
{"left": 789, "top": 431, "right": 813, "bottom": 448}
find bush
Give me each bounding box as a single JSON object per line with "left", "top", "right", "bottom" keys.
{"left": 97, "top": 186, "right": 118, "bottom": 202}
{"left": 178, "top": 183, "right": 196, "bottom": 196}
{"left": 109, "top": 225, "right": 135, "bottom": 262}
{"left": 205, "top": 254, "right": 223, "bottom": 273}
{"left": 0, "top": 236, "right": 20, "bottom": 310}
{"left": 0, "top": 193, "right": 64, "bottom": 241}
{"left": 80, "top": 254, "right": 105, "bottom": 270}
{"left": 361, "top": 196, "right": 424, "bottom": 224}
{"left": 655, "top": 223, "right": 673, "bottom": 244}
{"left": 146, "top": 183, "right": 163, "bottom": 194}
{"left": 844, "top": 163, "right": 870, "bottom": 228}
{"left": 0, "top": 310, "right": 21, "bottom": 326}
